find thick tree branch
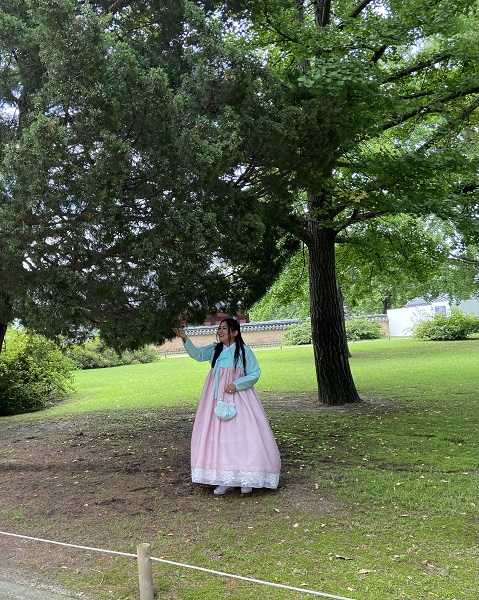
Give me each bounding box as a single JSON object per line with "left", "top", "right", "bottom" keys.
{"left": 338, "top": 0, "right": 375, "bottom": 29}
{"left": 336, "top": 210, "right": 387, "bottom": 233}
{"left": 382, "top": 104, "right": 434, "bottom": 131}
{"left": 418, "top": 96, "right": 479, "bottom": 152}
{"left": 381, "top": 87, "right": 479, "bottom": 131}
{"left": 337, "top": 1, "right": 386, "bottom": 61}
{"left": 371, "top": 44, "right": 387, "bottom": 63}
{"left": 314, "top": 0, "right": 331, "bottom": 27}
{"left": 385, "top": 53, "right": 452, "bottom": 83}
{"left": 401, "top": 89, "right": 436, "bottom": 100}
{"left": 449, "top": 253, "right": 479, "bottom": 266}
{"left": 282, "top": 212, "right": 312, "bottom": 246}
{"left": 349, "top": 0, "right": 375, "bottom": 19}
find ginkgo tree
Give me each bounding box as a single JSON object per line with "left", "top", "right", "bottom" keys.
{"left": 209, "top": 0, "right": 479, "bottom": 404}
{"left": 250, "top": 216, "right": 479, "bottom": 319}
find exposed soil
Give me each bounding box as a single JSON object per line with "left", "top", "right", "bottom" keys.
{"left": 0, "top": 393, "right": 380, "bottom": 598}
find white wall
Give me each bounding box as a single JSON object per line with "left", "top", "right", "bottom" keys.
{"left": 457, "top": 298, "right": 479, "bottom": 317}
{"left": 387, "top": 306, "right": 430, "bottom": 337}
{"left": 387, "top": 298, "right": 479, "bottom": 337}
{"left": 387, "top": 302, "right": 450, "bottom": 337}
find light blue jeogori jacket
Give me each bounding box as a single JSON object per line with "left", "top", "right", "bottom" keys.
{"left": 184, "top": 338, "right": 261, "bottom": 399}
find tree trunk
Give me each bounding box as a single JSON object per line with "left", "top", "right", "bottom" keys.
{"left": 337, "top": 283, "right": 352, "bottom": 358}
{"left": 308, "top": 226, "right": 361, "bottom": 405}
{"left": 0, "top": 322, "right": 7, "bottom": 354}
{"left": 382, "top": 291, "right": 392, "bottom": 314}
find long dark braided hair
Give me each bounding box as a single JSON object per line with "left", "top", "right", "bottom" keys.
{"left": 211, "top": 318, "right": 247, "bottom": 371}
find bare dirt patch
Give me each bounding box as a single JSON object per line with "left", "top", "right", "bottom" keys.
{"left": 0, "top": 394, "right": 380, "bottom": 598}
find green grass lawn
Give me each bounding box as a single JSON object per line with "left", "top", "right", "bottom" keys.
{"left": 3, "top": 338, "right": 478, "bottom": 600}
{"left": 45, "top": 338, "right": 477, "bottom": 414}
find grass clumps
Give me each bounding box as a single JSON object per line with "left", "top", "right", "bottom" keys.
{"left": 1, "top": 339, "right": 477, "bottom": 600}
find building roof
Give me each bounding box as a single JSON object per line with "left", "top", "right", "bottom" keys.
{"left": 184, "top": 319, "right": 299, "bottom": 336}
{"left": 404, "top": 295, "right": 450, "bottom": 307}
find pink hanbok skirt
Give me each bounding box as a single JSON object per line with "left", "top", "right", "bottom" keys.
{"left": 191, "top": 367, "right": 281, "bottom": 489}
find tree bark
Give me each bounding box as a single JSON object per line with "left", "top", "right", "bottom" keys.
{"left": 382, "top": 291, "right": 392, "bottom": 314}
{"left": 308, "top": 223, "right": 361, "bottom": 405}
{"left": 0, "top": 323, "right": 7, "bottom": 354}
{"left": 337, "top": 284, "right": 352, "bottom": 358}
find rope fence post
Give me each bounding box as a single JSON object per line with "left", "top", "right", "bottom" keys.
{"left": 137, "top": 543, "right": 155, "bottom": 600}
{"left": 0, "top": 531, "right": 358, "bottom": 600}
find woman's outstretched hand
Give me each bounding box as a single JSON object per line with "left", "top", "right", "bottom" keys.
{"left": 172, "top": 328, "right": 187, "bottom": 342}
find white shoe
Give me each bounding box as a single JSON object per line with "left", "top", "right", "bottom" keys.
{"left": 213, "top": 486, "right": 234, "bottom": 495}
{"left": 241, "top": 487, "right": 253, "bottom": 494}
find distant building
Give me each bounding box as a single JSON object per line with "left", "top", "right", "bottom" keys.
{"left": 387, "top": 296, "right": 479, "bottom": 337}
{"left": 202, "top": 311, "right": 250, "bottom": 326}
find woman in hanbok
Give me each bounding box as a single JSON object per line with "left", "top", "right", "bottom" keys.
{"left": 173, "top": 318, "right": 281, "bottom": 495}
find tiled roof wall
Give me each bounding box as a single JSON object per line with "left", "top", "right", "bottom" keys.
{"left": 184, "top": 319, "right": 299, "bottom": 336}
{"left": 159, "top": 315, "right": 390, "bottom": 353}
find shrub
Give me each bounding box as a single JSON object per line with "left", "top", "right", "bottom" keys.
{"left": 283, "top": 321, "right": 312, "bottom": 345}
{"left": 413, "top": 309, "right": 479, "bottom": 341}
{"left": 119, "top": 345, "right": 162, "bottom": 366}
{"left": 63, "top": 343, "right": 119, "bottom": 369}
{"left": 345, "top": 318, "right": 384, "bottom": 341}
{"left": 64, "top": 337, "right": 161, "bottom": 369}
{"left": 0, "top": 330, "right": 75, "bottom": 416}
{"left": 283, "top": 318, "right": 385, "bottom": 345}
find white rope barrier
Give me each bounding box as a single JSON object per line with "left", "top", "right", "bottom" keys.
{"left": 0, "top": 531, "right": 357, "bottom": 600}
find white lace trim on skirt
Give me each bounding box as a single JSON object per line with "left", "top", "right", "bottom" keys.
{"left": 192, "top": 467, "right": 279, "bottom": 489}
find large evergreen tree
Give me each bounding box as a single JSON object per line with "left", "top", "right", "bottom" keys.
{"left": 0, "top": 0, "right": 295, "bottom": 350}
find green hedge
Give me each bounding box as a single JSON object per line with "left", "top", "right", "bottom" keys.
{"left": 283, "top": 321, "right": 312, "bottom": 345}
{"left": 284, "top": 318, "right": 384, "bottom": 345}
{"left": 345, "top": 317, "right": 384, "bottom": 341}
{"left": 63, "top": 338, "right": 161, "bottom": 369}
{"left": 413, "top": 309, "right": 479, "bottom": 341}
{"left": 0, "top": 330, "right": 75, "bottom": 416}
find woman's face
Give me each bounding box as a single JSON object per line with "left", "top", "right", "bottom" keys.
{"left": 217, "top": 321, "right": 238, "bottom": 345}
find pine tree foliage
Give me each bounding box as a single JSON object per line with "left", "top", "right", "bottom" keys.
{"left": 0, "top": 0, "right": 296, "bottom": 350}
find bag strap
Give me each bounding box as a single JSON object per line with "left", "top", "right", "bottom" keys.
{"left": 218, "top": 394, "right": 235, "bottom": 404}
